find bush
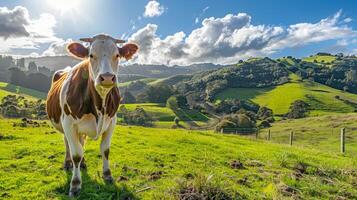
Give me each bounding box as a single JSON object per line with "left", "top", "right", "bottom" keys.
{"left": 257, "top": 106, "right": 274, "bottom": 121}
{"left": 215, "top": 113, "right": 256, "bottom": 132}
{"left": 0, "top": 95, "right": 46, "bottom": 119}
{"left": 285, "top": 100, "right": 309, "bottom": 119}
{"left": 120, "top": 105, "right": 153, "bottom": 126}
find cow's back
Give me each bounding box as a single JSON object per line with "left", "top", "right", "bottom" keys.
{"left": 46, "top": 70, "right": 68, "bottom": 129}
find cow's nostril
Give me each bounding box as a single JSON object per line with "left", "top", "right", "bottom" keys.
{"left": 111, "top": 76, "right": 115, "bottom": 82}
{"left": 99, "top": 75, "right": 105, "bottom": 82}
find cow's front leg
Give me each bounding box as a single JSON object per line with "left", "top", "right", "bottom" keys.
{"left": 63, "top": 121, "right": 83, "bottom": 197}
{"left": 63, "top": 136, "right": 72, "bottom": 171}
{"left": 100, "top": 119, "right": 115, "bottom": 183}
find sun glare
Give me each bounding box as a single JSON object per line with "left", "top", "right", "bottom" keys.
{"left": 47, "top": 0, "right": 80, "bottom": 13}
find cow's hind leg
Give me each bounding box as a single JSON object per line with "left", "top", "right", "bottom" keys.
{"left": 63, "top": 136, "right": 72, "bottom": 171}
{"left": 63, "top": 120, "right": 84, "bottom": 197}
{"left": 100, "top": 119, "right": 115, "bottom": 183}
{"left": 79, "top": 135, "right": 87, "bottom": 169}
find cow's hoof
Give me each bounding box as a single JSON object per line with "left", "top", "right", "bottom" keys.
{"left": 80, "top": 160, "right": 87, "bottom": 169}
{"left": 104, "top": 175, "right": 114, "bottom": 184}
{"left": 68, "top": 187, "right": 81, "bottom": 197}
{"left": 103, "top": 169, "right": 114, "bottom": 183}
{"left": 63, "top": 161, "right": 73, "bottom": 171}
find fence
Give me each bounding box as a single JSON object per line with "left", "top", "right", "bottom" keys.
{"left": 220, "top": 127, "right": 350, "bottom": 154}
{"left": 259, "top": 128, "right": 348, "bottom": 153}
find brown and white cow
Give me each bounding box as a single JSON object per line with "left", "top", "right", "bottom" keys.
{"left": 46, "top": 34, "right": 138, "bottom": 196}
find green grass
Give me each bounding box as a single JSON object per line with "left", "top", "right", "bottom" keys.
{"left": 257, "top": 113, "right": 357, "bottom": 156}
{"left": 117, "top": 78, "right": 157, "bottom": 87}
{"left": 119, "top": 103, "right": 176, "bottom": 122}
{"left": 215, "top": 74, "right": 357, "bottom": 115}
{"left": 303, "top": 55, "right": 336, "bottom": 64}
{"left": 0, "top": 82, "right": 46, "bottom": 100}
{"left": 0, "top": 119, "right": 356, "bottom": 199}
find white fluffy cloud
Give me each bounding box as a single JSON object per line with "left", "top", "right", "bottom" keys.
{"left": 0, "top": 6, "right": 60, "bottom": 54}
{"left": 128, "top": 11, "right": 357, "bottom": 65}
{"left": 144, "top": 1, "right": 164, "bottom": 18}
{"left": 41, "top": 38, "right": 73, "bottom": 56}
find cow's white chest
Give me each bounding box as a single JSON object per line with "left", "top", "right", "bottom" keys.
{"left": 76, "top": 113, "right": 112, "bottom": 140}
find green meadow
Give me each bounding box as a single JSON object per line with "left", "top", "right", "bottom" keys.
{"left": 0, "top": 119, "right": 356, "bottom": 199}
{"left": 215, "top": 74, "right": 357, "bottom": 116}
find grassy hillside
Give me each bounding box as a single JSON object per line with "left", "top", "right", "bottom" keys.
{"left": 303, "top": 55, "right": 337, "bottom": 65}
{"left": 118, "top": 103, "right": 210, "bottom": 128}
{"left": 256, "top": 113, "right": 357, "bottom": 156}
{"left": 0, "top": 119, "right": 356, "bottom": 199}
{"left": 215, "top": 74, "right": 357, "bottom": 115}
{"left": 0, "top": 82, "right": 46, "bottom": 100}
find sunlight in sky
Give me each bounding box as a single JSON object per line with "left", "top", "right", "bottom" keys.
{"left": 46, "top": 0, "right": 81, "bottom": 14}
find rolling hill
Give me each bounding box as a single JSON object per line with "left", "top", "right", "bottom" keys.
{"left": 0, "top": 82, "right": 46, "bottom": 100}
{"left": 215, "top": 74, "right": 357, "bottom": 116}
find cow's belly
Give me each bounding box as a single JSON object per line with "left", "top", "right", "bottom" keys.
{"left": 76, "top": 114, "right": 113, "bottom": 140}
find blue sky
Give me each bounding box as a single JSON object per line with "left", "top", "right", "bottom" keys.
{"left": 0, "top": 0, "right": 357, "bottom": 65}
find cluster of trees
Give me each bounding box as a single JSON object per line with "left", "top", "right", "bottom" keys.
{"left": 176, "top": 57, "right": 289, "bottom": 102}
{"left": 285, "top": 100, "right": 309, "bottom": 119}
{"left": 280, "top": 55, "right": 357, "bottom": 94}
{"left": 0, "top": 95, "right": 46, "bottom": 119}
{"left": 0, "top": 55, "right": 53, "bottom": 92}
{"left": 118, "top": 105, "right": 153, "bottom": 126}
{"left": 212, "top": 99, "right": 275, "bottom": 132}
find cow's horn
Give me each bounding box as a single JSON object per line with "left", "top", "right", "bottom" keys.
{"left": 114, "top": 39, "right": 126, "bottom": 43}
{"left": 80, "top": 38, "right": 94, "bottom": 43}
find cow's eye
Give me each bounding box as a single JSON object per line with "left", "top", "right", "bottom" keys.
{"left": 116, "top": 54, "right": 120, "bottom": 58}
{"left": 89, "top": 54, "right": 94, "bottom": 58}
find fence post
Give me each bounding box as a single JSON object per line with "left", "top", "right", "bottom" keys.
{"left": 341, "top": 128, "right": 345, "bottom": 153}
{"left": 290, "top": 131, "right": 294, "bottom": 146}
{"left": 267, "top": 129, "right": 271, "bottom": 141}
{"left": 221, "top": 128, "right": 224, "bottom": 133}
{"left": 255, "top": 131, "right": 258, "bottom": 139}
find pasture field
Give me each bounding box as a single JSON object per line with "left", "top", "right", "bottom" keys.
{"left": 0, "top": 119, "right": 356, "bottom": 199}
{"left": 0, "top": 82, "right": 47, "bottom": 100}
{"left": 303, "top": 55, "right": 337, "bottom": 65}
{"left": 118, "top": 103, "right": 210, "bottom": 128}
{"left": 256, "top": 113, "right": 357, "bottom": 156}
{"left": 215, "top": 74, "right": 357, "bottom": 115}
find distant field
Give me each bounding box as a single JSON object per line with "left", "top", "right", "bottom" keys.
{"left": 119, "top": 103, "right": 210, "bottom": 128}
{"left": 303, "top": 55, "right": 336, "bottom": 64}
{"left": 117, "top": 78, "right": 157, "bottom": 87}
{"left": 0, "top": 82, "right": 47, "bottom": 100}
{"left": 215, "top": 74, "right": 357, "bottom": 115}
{"left": 256, "top": 113, "right": 357, "bottom": 156}
{"left": 0, "top": 119, "right": 356, "bottom": 199}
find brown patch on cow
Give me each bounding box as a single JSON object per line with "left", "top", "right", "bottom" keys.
{"left": 104, "top": 149, "right": 110, "bottom": 160}
{"left": 72, "top": 155, "right": 82, "bottom": 168}
{"left": 46, "top": 71, "right": 68, "bottom": 124}
{"left": 66, "top": 61, "right": 120, "bottom": 121}
{"left": 64, "top": 104, "right": 71, "bottom": 115}
{"left": 71, "top": 177, "right": 81, "bottom": 186}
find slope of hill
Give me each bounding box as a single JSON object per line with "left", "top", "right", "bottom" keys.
{"left": 0, "top": 119, "right": 356, "bottom": 199}
{"left": 0, "top": 82, "right": 46, "bottom": 100}
{"left": 215, "top": 74, "right": 357, "bottom": 115}
{"left": 257, "top": 113, "right": 357, "bottom": 156}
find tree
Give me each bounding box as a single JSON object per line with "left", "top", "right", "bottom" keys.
{"left": 142, "top": 83, "right": 174, "bottom": 103}
{"left": 17, "top": 58, "right": 25, "bottom": 68}
{"left": 8, "top": 67, "right": 26, "bottom": 86}
{"left": 285, "top": 100, "right": 309, "bottom": 119}
{"left": 121, "top": 90, "right": 136, "bottom": 103}
{"left": 28, "top": 61, "right": 38, "bottom": 72}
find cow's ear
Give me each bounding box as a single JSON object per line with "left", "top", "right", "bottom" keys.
{"left": 118, "top": 43, "right": 138, "bottom": 60}
{"left": 67, "top": 42, "right": 88, "bottom": 60}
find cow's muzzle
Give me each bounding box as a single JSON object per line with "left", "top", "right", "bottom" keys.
{"left": 98, "top": 72, "right": 116, "bottom": 87}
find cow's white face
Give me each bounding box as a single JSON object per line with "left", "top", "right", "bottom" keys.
{"left": 89, "top": 38, "right": 119, "bottom": 90}
{"left": 66, "top": 34, "right": 138, "bottom": 97}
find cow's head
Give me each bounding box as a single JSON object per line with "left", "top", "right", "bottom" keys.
{"left": 66, "top": 34, "right": 138, "bottom": 96}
